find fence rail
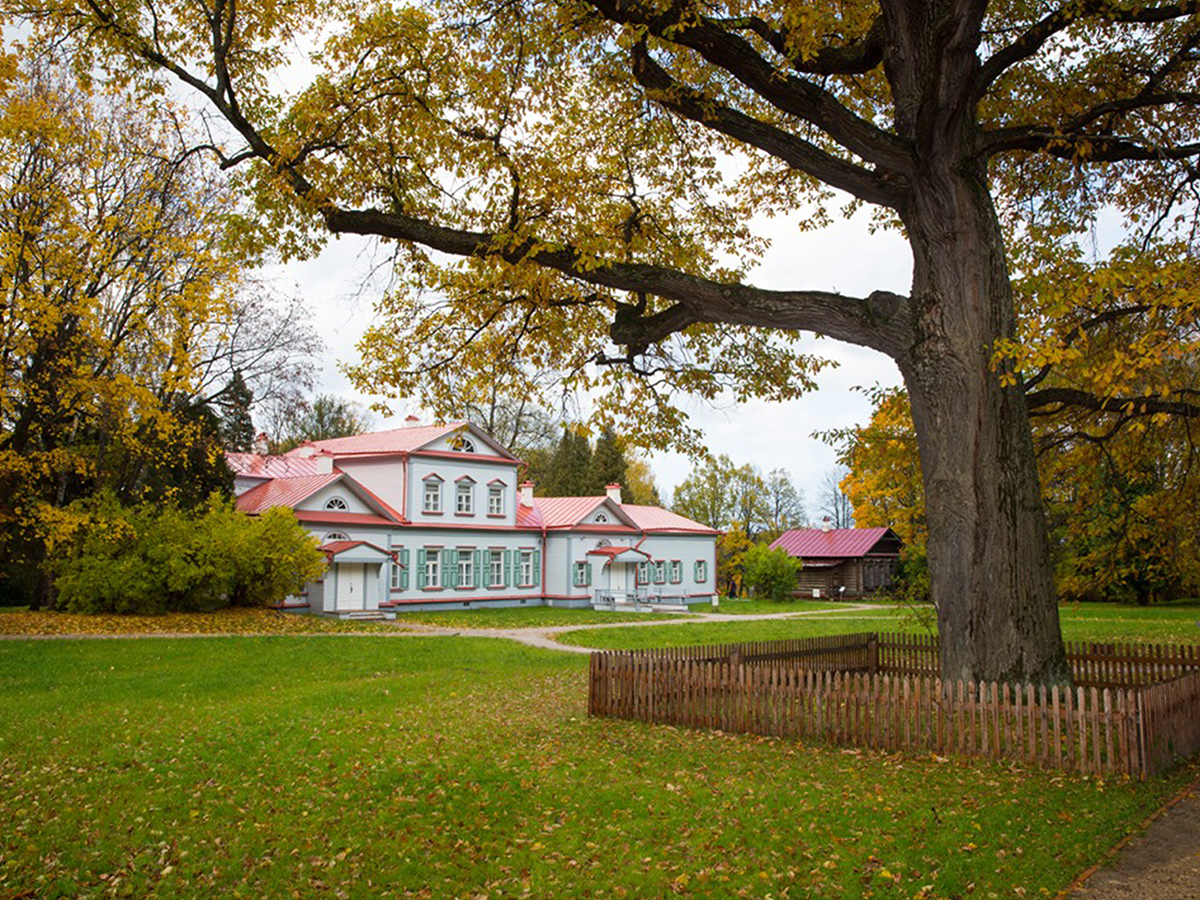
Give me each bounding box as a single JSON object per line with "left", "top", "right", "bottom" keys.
{"left": 587, "top": 633, "right": 1200, "bottom": 779}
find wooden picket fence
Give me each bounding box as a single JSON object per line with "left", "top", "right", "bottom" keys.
{"left": 587, "top": 633, "right": 1200, "bottom": 778}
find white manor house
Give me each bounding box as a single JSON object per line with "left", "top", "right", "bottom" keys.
{"left": 228, "top": 420, "right": 720, "bottom": 617}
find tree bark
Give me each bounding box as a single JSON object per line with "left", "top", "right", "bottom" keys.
{"left": 897, "top": 163, "right": 1071, "bottom": 685}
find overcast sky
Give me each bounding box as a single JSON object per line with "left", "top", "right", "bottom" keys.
{"left": 271, "top": 203, "right": 913, "bottom": 519}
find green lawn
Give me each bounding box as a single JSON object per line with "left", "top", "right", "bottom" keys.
{"left": 558, "top": 601, "right": 1200, "bottom": 651}
{"left": 0, "top": 636, "right": 1192, "bottom": 900}
{"left": 392, "top": 605, "right": 693, "bottom": 629}
{"left": 556, "top": 607, "right": 919, "bottom": 649}
{"left": 711, "top": 598, "right": 848, "bottom": 615}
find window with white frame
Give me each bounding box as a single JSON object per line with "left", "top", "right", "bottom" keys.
{"left": 694, "top": 560, "right": 708, "bottom": 582}
{"left": 424, "top": 550, "right": 441, "bottom": 588}
{"left": 324, "top": 532, "right": 350, "bottom": 543}
{"left": 637, "top": 561, "right": 649, "bottom": 583}
{"left": 390, "top": 561, "right": 402, "bottom": 589}
{"left": 456, "top": 480, "right": 475, "bottom": 514}
{"left": 489, "top": 550, "right": 504, "bottom": 587}
{"left": 519, "top": 550, "right": 535, "bottom": 586}
{"left": 669, "top": 561, "right": 682, "bottom": 584}
{"left": 450, "top": 434, "right": 476, "bottom": 453}
{"left": 423, "top": 478, "right": 443, "bottom": 513}
{"left": 324, "top": 496, "right": 348, "bottom": 511}
{"left": 487, "top": 484, "right": 504, "bottom": 516}
{"left": 653, "top": 561, "right": 666, "bottom": 584}
{"left": 573, "top": 561, "right": 591, "bottom": 588}
{"left": 456, "top": 549, "right": 474, "bottom": 588}
{"left": 594, "top": 512, "right": 608, "bottom": 523}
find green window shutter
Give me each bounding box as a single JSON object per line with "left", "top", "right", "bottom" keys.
{"left": 400, "top": 548, "right": 410, "bottom": 590}
{"left": 504, "top": 549, "right": 513, "bottom": 587}
{"left": 474, "top": 549, "right": 483, "bottom": 588}
{"left": 532, "top": 549, "right": 541, "bottom": 587}
{"left": 586, "top": 563, "right": 592, "bottom": 586}
{"left": 416, "top": 549, "right": 427, "bottom": 589}
{"left": 446, "top": 549, "right": 458, "bottom": 587}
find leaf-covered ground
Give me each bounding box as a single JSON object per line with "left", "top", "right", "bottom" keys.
{"left": 0, "top": 636, "right": 1192, "bottom": 900}
{"left": 0, "top": 606, "right": 398, "bottom": 636}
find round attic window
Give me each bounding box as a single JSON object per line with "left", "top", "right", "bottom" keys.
{"left": 594, "top": 513, "right": 609, "bottom": 523}
{"left": 324, "top": 496, "right": 349, "bottom": 511}
{"left": 324, "top": 532, "right": 350, "bottom": 542}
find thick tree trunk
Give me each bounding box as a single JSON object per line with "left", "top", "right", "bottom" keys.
{"left": 898, "top": 165, "right": 1070, "bottom": 686}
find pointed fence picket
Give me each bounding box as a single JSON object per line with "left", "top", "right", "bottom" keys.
{"left": 588, "top": 632, "right": 1200, "bottom": 779}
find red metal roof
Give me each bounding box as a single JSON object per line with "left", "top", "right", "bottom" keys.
{"left": 236, "top": 474, "right": 344, "bottom": 514}
{"left": 515, "top": 502, "right": 543, "bottom": 528}
{"left": 770, "top": 527, "right": 897, "bottom": 559}
{"left": 319, "top": 540, "right": 397, "bottom": 561}
{"left": 227, "top": 453, "right": 318, "bottom": 479}
{"left": 295, "top": 510, "right": 398, "bottom": 527}
{"left": 285, "top": 421, "right": 515, "bottom": 459}
{"left": 533, "top": 496, "right": 609, "bottom": 528}
{"left": 586, "top": 545, "right": 652, "bottom": 559}
{"left": 621, "top": 504, "right": 721, "bottom": 535}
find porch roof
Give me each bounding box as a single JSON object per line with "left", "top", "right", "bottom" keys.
{"left": 587, "top": 545, "right": 652, "bottom": 559}
{"left": 319, "top": 540, "right": 398, "bottom": 564}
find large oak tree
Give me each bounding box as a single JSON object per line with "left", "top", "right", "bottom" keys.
{"left": 26, "top": 0, "right": 1200, "bottom": 682}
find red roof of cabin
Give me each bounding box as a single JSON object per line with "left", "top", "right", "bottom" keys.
{"left": 770, "top": 527, "right": 898, "bottom": 559}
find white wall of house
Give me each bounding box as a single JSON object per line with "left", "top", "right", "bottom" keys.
{"left": 331, "top": 456, "right": 406, "bottom": 513}
{"left": 302, "top": 482, "right": 376, "bottom": 517}
{"left": 382, "top": 528, "right": 544, "bottom": 607}
{"left": 406, "top": 457, "right": 521, "bottom": 526}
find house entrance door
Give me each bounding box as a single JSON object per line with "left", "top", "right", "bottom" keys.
{"left": 336, "top": 563, "right": 366, "bottom": 610}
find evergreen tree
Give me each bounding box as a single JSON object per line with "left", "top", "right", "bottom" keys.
{"left": 542, "top": 430, "right": 592, "bottom": 497}
{"left": 585, "top": 428, "right": 628, "bottom": 497}
{"left": 217, "top": 370, "right": 255, "bottom": 452}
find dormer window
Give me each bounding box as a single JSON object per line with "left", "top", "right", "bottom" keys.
{"left": 423, "top": 477, "right": 443, "bottom": 513}
{"left": 487, "top": 483, "right": 504, "bottom": 516}
{"left": 456, "top": 479, "right": 475, "bottom": 514}
{"left": 324, "top": 496, "right": 349, "bottom": 511}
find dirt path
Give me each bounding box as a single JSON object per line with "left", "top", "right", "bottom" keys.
{"left": 379, "top": 603, "right": 889, "bottom": 653}
{"left": 1065, "top": 784, "right": 1200, "bottom": 899}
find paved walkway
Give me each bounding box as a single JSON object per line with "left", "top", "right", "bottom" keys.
{"left": 1066, "top": 785, "right": 1200, "bottom": 899}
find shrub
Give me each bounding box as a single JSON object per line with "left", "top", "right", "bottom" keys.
{"left": 742, "top": 543, "right": 803, "bottom": 602}
{"left": 44, "top": 493, "right": 325, "bottom": 614}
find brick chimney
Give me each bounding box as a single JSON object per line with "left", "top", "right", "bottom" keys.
{"left": 605, "top": 483, "right": 623, "bottom": 504}
{"left": 253, "top": 432, "right": 270, "bottom": 455}
{"left": 405, "top": 415, "right": 420, "bottom": 424}
{"left": 821, "top": 516, "right": 833, "bottom": 533}
{"left": 519, "top": 481, "right": 535, "bottom": 507}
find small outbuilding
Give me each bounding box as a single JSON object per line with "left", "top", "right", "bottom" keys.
{"left": 769, "top": 526, "right": 903, "bottom": 599}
